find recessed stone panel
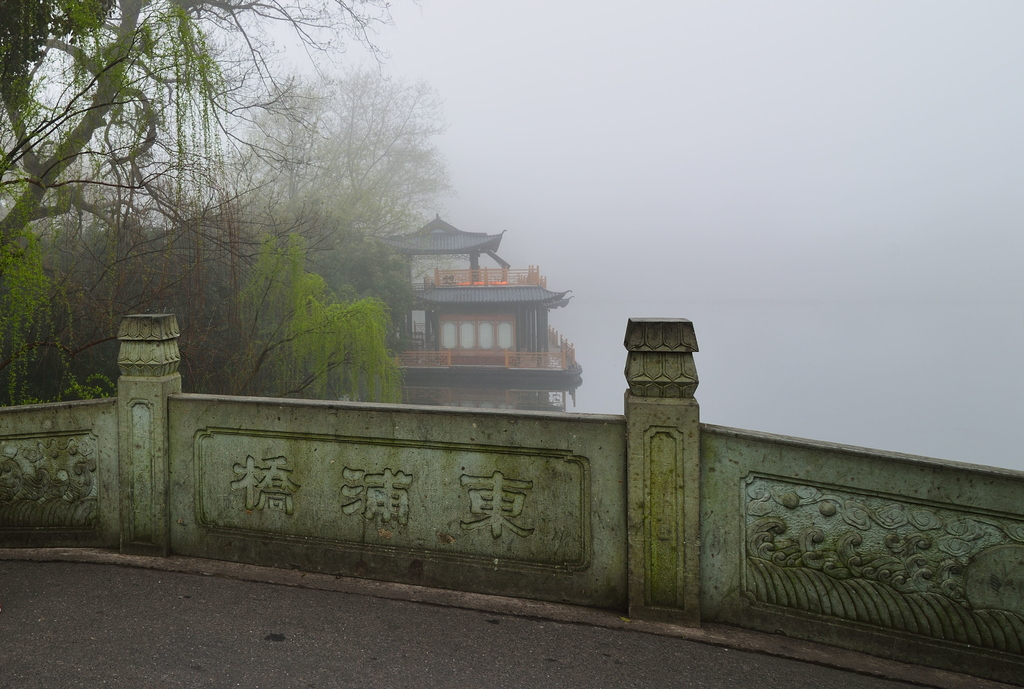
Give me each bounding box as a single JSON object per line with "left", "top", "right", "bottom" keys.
{"left": 195, "top": 428, "right": 590, "bottom": 572}
{"left": 743, "top": 473, "right": 1024, "bottom": 655}
{"left": 0, "top": 432, "right": 98, "bottom": 528}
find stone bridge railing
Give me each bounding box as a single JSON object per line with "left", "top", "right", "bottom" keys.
{"left": 1, "top": 315, "right": 1022, "bottom": 685}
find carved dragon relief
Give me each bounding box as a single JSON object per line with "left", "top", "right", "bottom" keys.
{"left": 0, "top": 434, "right": 98, "bottom": 528}
{"left": 743, "top": 475, "right": 1024, "bottom": 655}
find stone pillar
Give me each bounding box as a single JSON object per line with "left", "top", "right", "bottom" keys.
{"left": 624, "top": 318, "right": 701, "bottom": 625}
{"left": 117, "top": 314, "right": 181, "bottom": 556}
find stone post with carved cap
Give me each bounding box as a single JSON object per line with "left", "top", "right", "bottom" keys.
{"left": 624, "top": 318, "right": 701, "bottom": 625}
{"left": 117, "top": 314, "right": 181, "bottom": 556}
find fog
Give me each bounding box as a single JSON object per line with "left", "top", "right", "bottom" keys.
{"left": 351, "top": 1, "right": 1024, "bottom": 470}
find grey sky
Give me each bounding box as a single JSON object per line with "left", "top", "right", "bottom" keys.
{"left": 332, "top": 1, "right": 1024, "bottom": 470}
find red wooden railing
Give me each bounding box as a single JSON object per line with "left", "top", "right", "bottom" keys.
{"left": 427, "top": 266, "right": 546, "bottom": 289}
{"left": 398, "top": 326, "right": 577, "bottom": 371}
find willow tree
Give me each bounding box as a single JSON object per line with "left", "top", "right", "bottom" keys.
{"left": 0, "top": 0, "right": 396, "bottom": 404}
{"left": 231, "top": 70, "right": 451, "bottom": 354}
{"left": 0, "top": 0, "right": 224, "bottom": 402}
{"left": 231, "top": 234, "right": 400, "bottom": 400}
{"left": 242, "top": 71, "right": 451, "bottom": 240}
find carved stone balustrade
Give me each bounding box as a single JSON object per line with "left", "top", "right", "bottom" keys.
{"left": 117, "top": 314, "right": 181, "bottom": 377}
{"left": 117, "top": 313, "right": 182, "bottom": 557}
{"left": 2, "top": 311, "right": 1023, "bottom": 683}
{"left": 624, "top": 318, "right": 698, "bottom": 398}
{"left": 624, "top": 318, "right": 701, "bottom": 626}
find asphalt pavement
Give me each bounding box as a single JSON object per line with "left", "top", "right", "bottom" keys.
{"left": 0, "top": 558, "right": 1004, "bottom": 689}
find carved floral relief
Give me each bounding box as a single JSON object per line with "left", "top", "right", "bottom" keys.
{"left": 744, "top": 475, "right": 1024, "bottom": 655}
{"left": 0, "top": 434, "right": 98, "bottom": 528}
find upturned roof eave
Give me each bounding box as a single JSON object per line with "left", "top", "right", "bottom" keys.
{"left": 384, "top": 236, "right": 504, "bottom": 255}
{"left": 414, "top": 287, "right": 572, "bottom": 307}
{"left": 382, "top": 219, "right": 505, "bottom": 256}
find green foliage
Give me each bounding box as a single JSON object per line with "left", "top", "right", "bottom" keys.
{"left": 0, "top": 1, "right": 225, "bottom": 405}
{"left": 319, "top": 230, "right": 415, "bottom": 350}
{"left": 163, "top": 3, "right": 223, "bottom": 187}
{"left": 0, "top": 0, "right": 113, "bottom": 101}
{"left": 0, "top": 3, "right": 434, "bottom": 407}
{"left": 2, "top": 1, "right": 224, "bottom": 223}
{"left": 0, "top": 228, "right": 49, "bottom": 403}
{"left": 60, "top": 372, "right": 115, "bottom": 401}
{"left": 0, "top": 222, "right": 121, "bottom": 405}
{"left": 237, "top": 235, "right": 400, "bottom": 401}
{"left": 242, "top": 71, "right": 451, "bottom": 238}
{"left": 233, "top": 69, "right": 450, "bottom": 356}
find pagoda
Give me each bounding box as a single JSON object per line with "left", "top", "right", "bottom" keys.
{"left": 384, "top": 216, "right": 583, "bottom": 411}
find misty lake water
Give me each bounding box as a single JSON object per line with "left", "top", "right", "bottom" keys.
{"left": 559, "top": 298, "right": 1024, "bottom": 473}
{"left": 358, "top": 1, "right": 1024, "bottom": 478}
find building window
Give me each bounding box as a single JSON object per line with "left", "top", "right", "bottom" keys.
{"left": 478, "top": 321, "right": 494, "bottom": 349}
{"left": 439, "top": 317, "right": 514, "bottom": 351}
{"left": 459, "top": 321, "right": 476, "bottom": 349}
{"left": 497, "top": 322, "right": 513, "bottom": 349}
{"left": 441, "top": 321, "right": 457, "bottom": 349}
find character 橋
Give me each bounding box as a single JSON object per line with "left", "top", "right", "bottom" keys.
{"left": 231, "top": 456, "right": 300, "bottom": 515}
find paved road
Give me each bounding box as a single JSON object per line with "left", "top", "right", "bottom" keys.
{"left": 0, "top": 560, "right": 937, "bottom": 689}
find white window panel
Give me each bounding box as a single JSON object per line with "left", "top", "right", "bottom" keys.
{"left": 459, "top": 321, "right": 475, "bottom": 349}
{"left": 441, "top": 321, "right": 457, "bottom": 349}
{"left": 497, "top": 321, "right": 513, "bottom": 349}
{"left": 478, "top": 321, "right": 494, "bottom": 349}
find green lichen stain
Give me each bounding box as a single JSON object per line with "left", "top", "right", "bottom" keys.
{"left": 648, "top": 430, "right": 679, "bottom": 607}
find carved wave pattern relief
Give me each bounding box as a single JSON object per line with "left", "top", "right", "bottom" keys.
{"left": 744, "top": 475, "right": 1024, "bottom": 655}
{"left": 0, "top": 434, "right": 98, "bottom": 528}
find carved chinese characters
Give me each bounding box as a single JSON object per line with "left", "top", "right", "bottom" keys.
{"left": 744, "top": 475, "right": 1024, "bottom": 655}
{"left": 227, "top": 456, "right": 539, "bottom": 542}
{"left": 341, "top": 468, "right": 412, "bottom": 525}
{"left": 460, "top": 471, "right": 534, "bottom": 538}
{"left": 231, "top": 456, "right": 300, "bottom": 515}
{"left": 196, "top": 428, "right": 588, "bottom": 572}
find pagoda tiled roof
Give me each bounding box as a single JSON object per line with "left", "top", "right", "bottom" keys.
{"left": 384, "top": 217, "right": 504, "bottom": 256}
{"left": 416, "top": 286, "right": 572, "bottom": 308}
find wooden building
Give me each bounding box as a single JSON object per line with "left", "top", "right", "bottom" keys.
{"left": 385, "top": 217, "right": 583, "bottom": 411}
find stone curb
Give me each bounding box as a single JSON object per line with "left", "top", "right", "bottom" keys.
{"left": 0, "top": 548, "right": 1011, "bottom": 689}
